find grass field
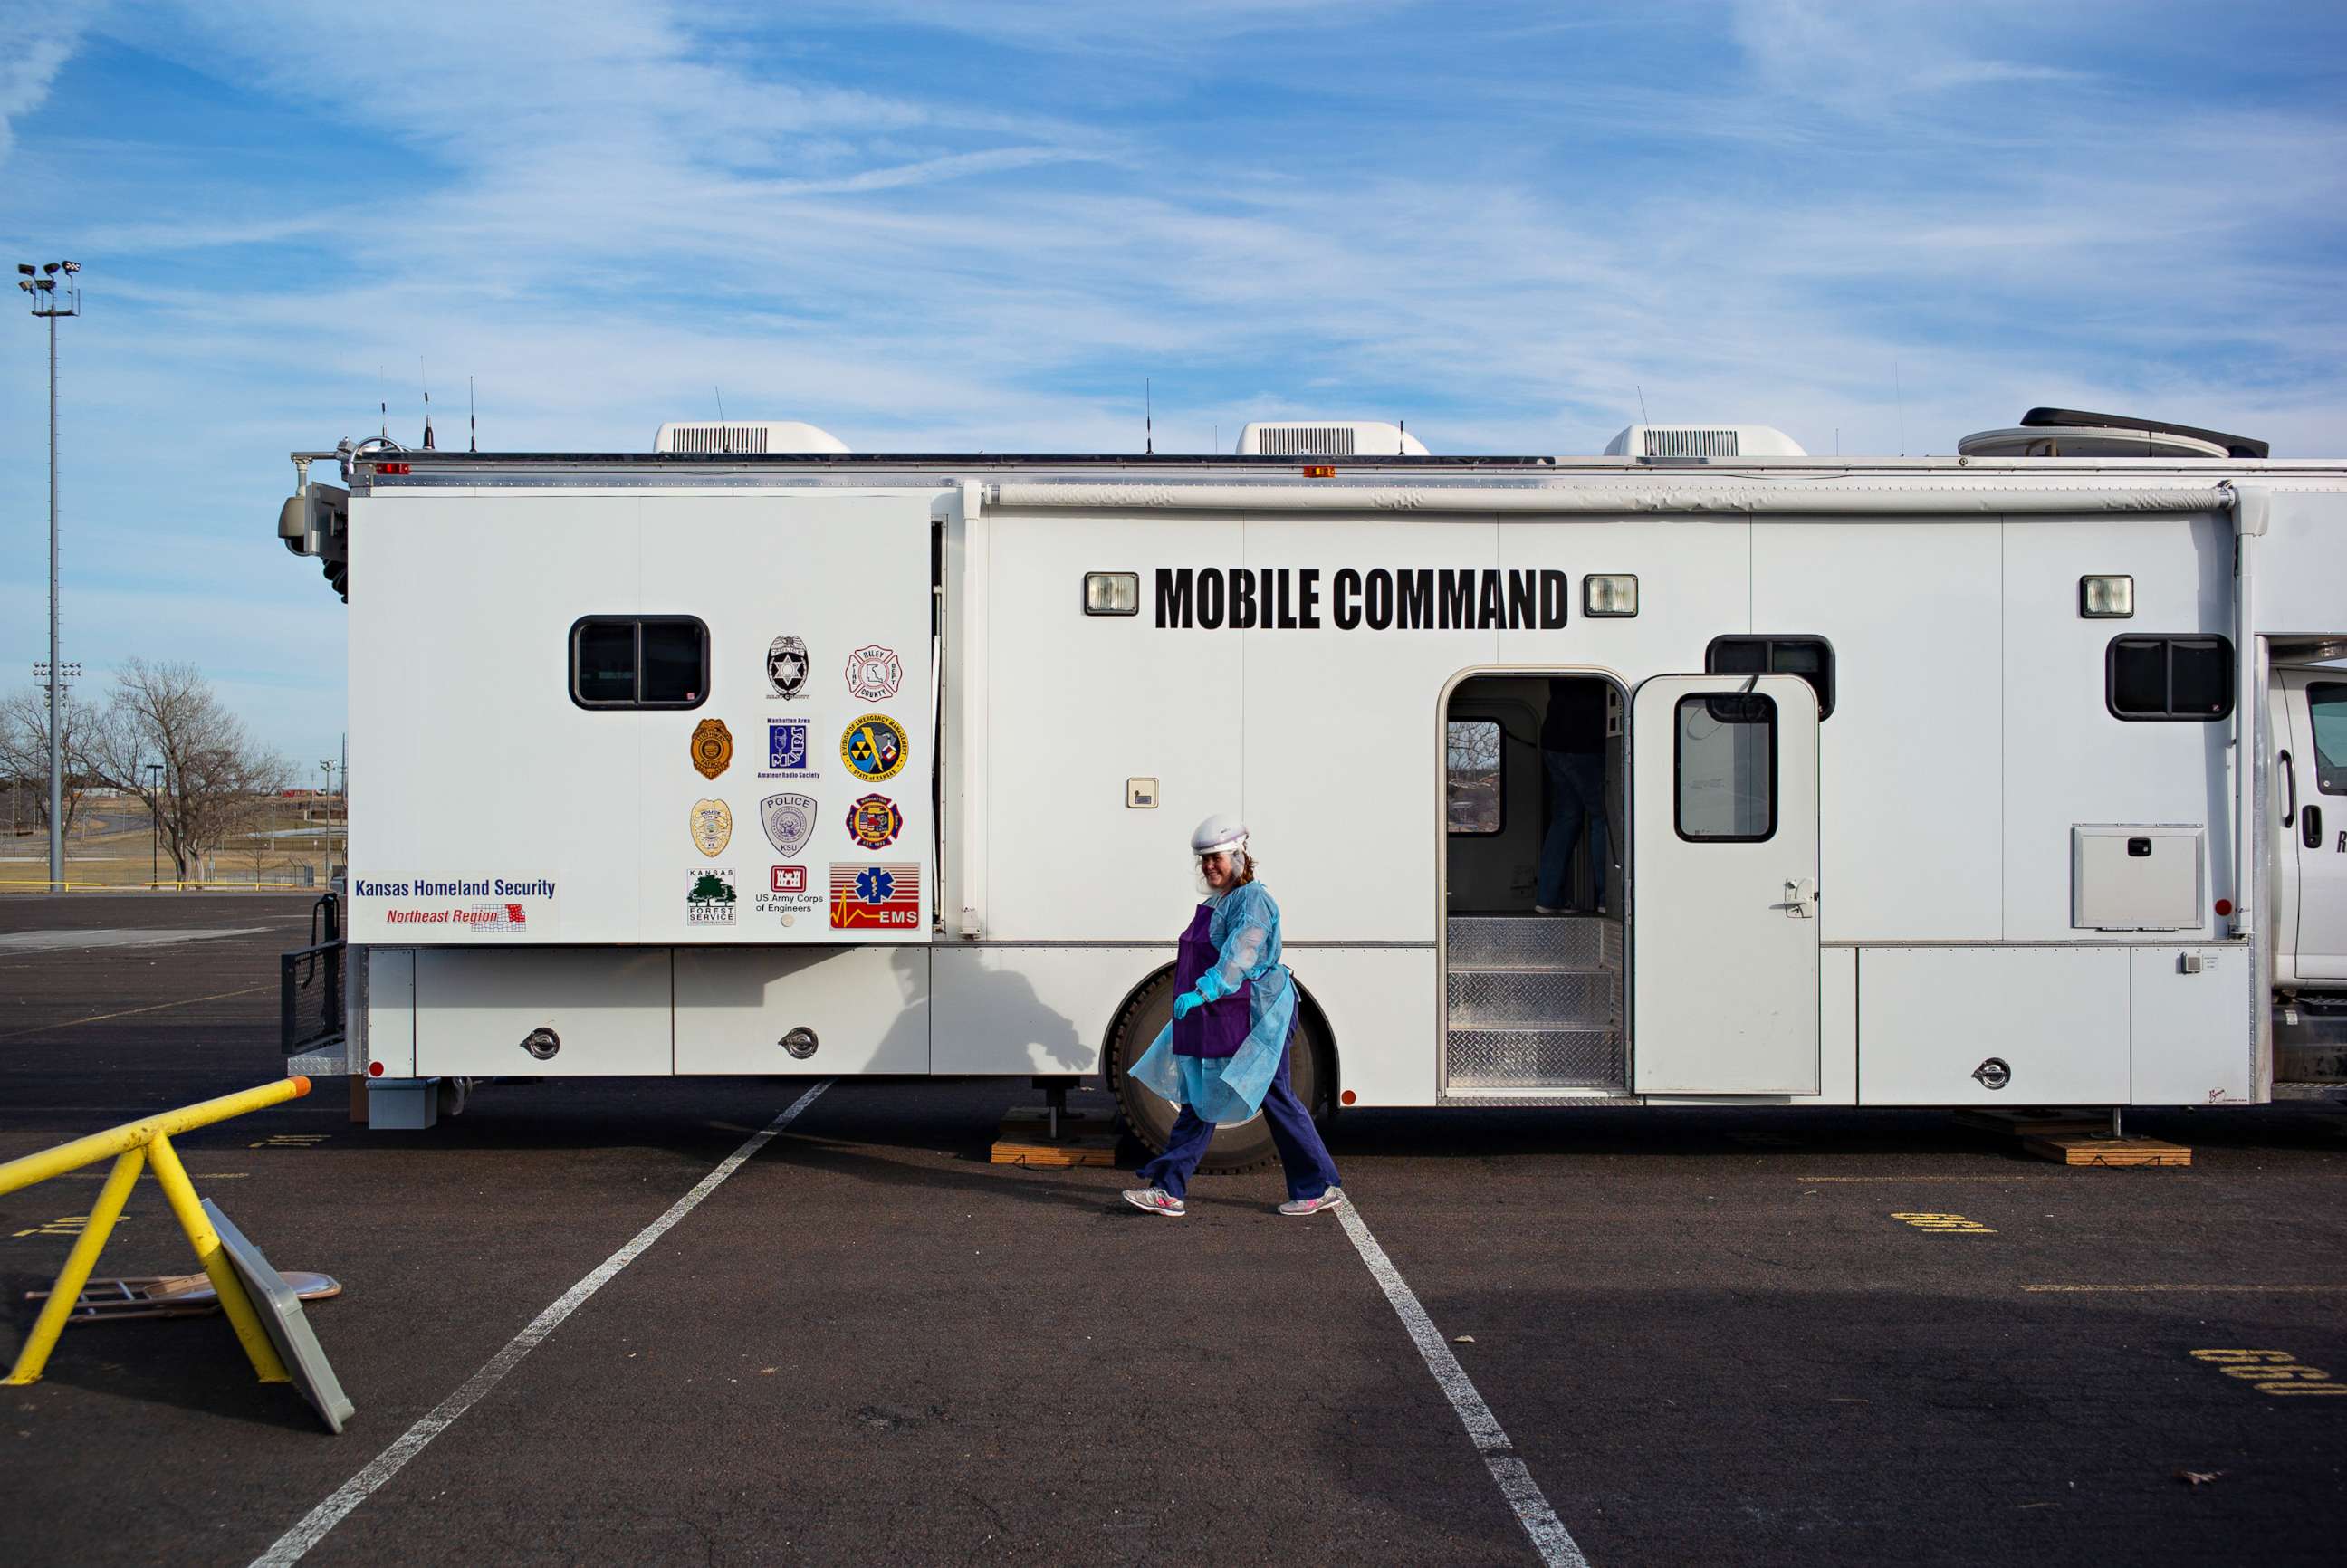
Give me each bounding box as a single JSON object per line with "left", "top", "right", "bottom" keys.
{"left": 0, "top": 790, "right": 340, "bottom": 892}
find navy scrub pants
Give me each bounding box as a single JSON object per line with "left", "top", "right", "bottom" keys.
{"left": 1137, "top": 1044, "right": 1340, "bottom": 1202}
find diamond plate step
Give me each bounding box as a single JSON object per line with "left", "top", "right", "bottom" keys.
{"left": 1446, "top": 915, "right": 1622, "bottom": 971}
{"left": 1443, "top": 1028, "right": 1624, "bottom": 1090}
{"left": 1446, "top": 970, "right": 1620, "bottom": 1028}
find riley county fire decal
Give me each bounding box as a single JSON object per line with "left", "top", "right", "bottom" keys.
{"left": 844, "top": 644, "right": 904, "bottom": 701}
{"left": 830, "top": 863, "right": 922, "bottom": 929}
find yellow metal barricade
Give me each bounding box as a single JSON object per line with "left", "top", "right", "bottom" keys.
{"left": 0, "top": 1076, "right": 311, "bottom": 1385}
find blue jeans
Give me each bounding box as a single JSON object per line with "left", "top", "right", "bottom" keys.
{"left": 1537, "top": 750, "right": 1608, "bottom": 911}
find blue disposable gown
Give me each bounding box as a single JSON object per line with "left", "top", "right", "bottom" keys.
{"left": 1128, "top": 882, "right": 1298, "bottom": 1126}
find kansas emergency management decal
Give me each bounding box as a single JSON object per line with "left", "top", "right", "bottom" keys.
{"left": 1151, "top": 567, "right": 1569, "bottom": 631}
{"left": 761, "top": 792, "right": 817, "bottom": 856}
{"left": 842, "top": 714, "right": 909, "bottom": 782}
{"left": 847, "top": 793, "right": 904, "bottom": 849}
{"left": 766, "top": 635, "right": 809, "bottom": 700}
{"left": 830, "top": 863, "right": 922, "bottom": 929}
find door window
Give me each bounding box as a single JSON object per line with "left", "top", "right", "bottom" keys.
{"left": 1446, "top": 719, "right": 1504, "bottom": 834}
{"left": 1674, "top": 693, "right": 1777, "bottom": 842}
{"left": 2311, "top": 681, "right": 2347, "bottom": 796}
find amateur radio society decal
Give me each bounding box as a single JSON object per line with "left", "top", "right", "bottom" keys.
{"left": 754, "top": 862, "right": 823, "bottom": 922}
{"left": 830, "top": 863, "right": 922, "bottom": 929}
{"left": 686, "top": 868, "right": 738, "bottom": 925}
{"left": 352, "top": 875, "right": 559, "bottom": 936}
{"left": 842, "top": 713, "right": 909, "bottom": 782}
{"left": 760, "top": 792, "right": 818, "bottom": 857}
{"left": 844, "top": 644, "right": 905, "bottom": 702}
{"left": 762, "top": 719, "right": 818, "bottom": 779}
{"left": 690, "top": 798, "right": 733, "bottom": 857}
{"left": 847, "top": 793, "right": 904, "bottom": 849}
{"left": 766, "top": 634, "right": 810, "bottom": 699}
{"left": 691, "top": 718, "right": 733, "bottom": 779}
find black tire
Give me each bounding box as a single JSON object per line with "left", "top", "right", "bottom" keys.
{"left": 1106, "top": 968, "right": 1327, "bottom": 1175}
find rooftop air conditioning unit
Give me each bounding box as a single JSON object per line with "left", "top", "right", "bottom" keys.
{"left": 1603, "top": 425, "right": 1806, "bottom": 459}
{"left": 1236, "top": 421, "right": 1431, "bottom": 457}
{"left": 654, "top": 420, "right": 849, "bottom": 454}
{"left": 1956, "top": 407, "right": 2267, "bottom": 461}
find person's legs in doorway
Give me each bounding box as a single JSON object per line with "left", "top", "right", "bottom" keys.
{"left": 1535, "top": 748, "right": 1585, "bottom": 912}
{"left": 1555, "top": 751, "right": 1609, "bottom": 912}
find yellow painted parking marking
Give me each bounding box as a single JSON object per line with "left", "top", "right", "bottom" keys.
{"left": 2190, "top": 1349, "right": 2347, "bottom": 1397}
{"left": 250, "top": 1134, "right": 330, "bottom": 1149}
{"left": 11, "top": 1213, "right": 129, "bottom": 1239}
{"left": 1892, "top": 1210, "right": 1996, "bottom": 1233}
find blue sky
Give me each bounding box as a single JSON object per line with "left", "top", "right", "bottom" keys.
{"left": 4, "top": 0, "right": 2344, "bottom": 769}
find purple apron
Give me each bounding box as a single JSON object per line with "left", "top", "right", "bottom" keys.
{"left": 1171, "top": 902, "right": 1253, "bottom": 1058}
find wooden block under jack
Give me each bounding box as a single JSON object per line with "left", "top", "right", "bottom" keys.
{"left": 1956, "top": 1108, "right": 2106, "bottom": 1138}
{"left": 991, "top": 1110, "right": 1122, "bottom": 1168}
{"left": 2023, "top": 1133, "right": 2193, "bottom": 1168}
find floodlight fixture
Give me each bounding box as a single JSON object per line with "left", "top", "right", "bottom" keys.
{"left": 59, "top": 261, "right": 78, "bottom": 273}
{"left": 15, "top": 263, "right": 32, "bottom": 276}
{"left": 43, "top": 263, "right": 58, "bottom": 275}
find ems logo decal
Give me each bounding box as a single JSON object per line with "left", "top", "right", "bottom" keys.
{"left": 845, "top": 644, "right": 904, "bottom": 701}
{"left": 687, "top": 868, "right": 738, "bottom": 925}
{"left": 762, "top": 720, "right": 817, "bottom": 779}
{"left": 690, "top": 798, "right": 733, "bottom": 857}
{"left": 766, "top": 634, "right": 809, "bottom": 700}
{"left": 830, "top": 863, "right": 922, "bottom": 929}
{"left": 691, "top": 719, "right": 733, "bottom": 780}
{"left": 841, "top": 713, "right": 909, "bottom": 782}
{"left": 847, "top": 793, "right": 904, "bottom": 849}
{"left": 761, "top": 792, "right": 818, "bottom": 856}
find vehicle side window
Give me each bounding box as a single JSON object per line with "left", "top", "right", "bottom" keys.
{"left": 570, "top": 617, "right": 709, "bottom": 709}
{"left": 1707, "top": 636, "right": 1834, "bottom": 719}
{"left": 2310, "top": 681, "right": 2347, "bottom": 795}
{"left": 1446, "top": 719, "right": 1504, "bottom": 834}
{"left": 1675, "top": 693, "right": 1776, "bottom": 842}
{"left": 2105, "top": 635, "right": 2232, "bottom": 721}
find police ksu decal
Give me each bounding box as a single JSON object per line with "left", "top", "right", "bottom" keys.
{"left": 691, "top": 718, "right": 733, "bottom": 779}
{"left": 690, "top": 798, "right": 733, "bottom": 857}
{"left": 844, "top": 644, "right": 904, "bottom": 702}
{"left": 841, "top": 713, "right": 909, "bottom": 782}
{"left": 765, "top": 634, "right": 810, "bottom": 700}
{"left": 846, "top": 793, "right": 904, "bottom": 850}
{"left": 761, "top": 792, "right": 818, "bottom": 857}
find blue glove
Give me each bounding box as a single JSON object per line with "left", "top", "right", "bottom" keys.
{"left": 1173, "top": 990, "right": 1206, "bottom": 1021}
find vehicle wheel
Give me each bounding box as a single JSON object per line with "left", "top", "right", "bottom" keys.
{"left": 1106, "top": 968, "right": 1326, "bottom": 1176}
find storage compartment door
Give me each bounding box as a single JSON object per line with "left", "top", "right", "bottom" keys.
{"left": 1631, "top": 674, "right": 1821, "bottom": 1095}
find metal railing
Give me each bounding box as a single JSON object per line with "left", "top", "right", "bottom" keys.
{"left": 0, "top": 1077, "right": 312, "bottom": 1385}
{"left": 283, "top": 893, "right": 345, "bottom": 1056}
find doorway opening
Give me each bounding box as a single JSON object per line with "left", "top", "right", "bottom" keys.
{"left": 1442, "top": 672, "right": 1628, "bottom": 1098}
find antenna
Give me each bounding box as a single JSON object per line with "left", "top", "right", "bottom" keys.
{"left": 714, "top": 387, "right": 730, "bottom": 454}
{"left": 378, "top": 366, "right": 387, "bottom": 439}
{"left": 1397, "top": 418, "right": 1407, "bottom": 456}
{"left": 468, "top": 376, "right": 477, "bottom": 453}
{"left": 421, "top": 357, "right": 435, "bottom": 449}
{"left": 1636, "top": 385, "right": 1649, "bottom": 423}
{"left": 1145, "top": 378, "right": 1153, "bottom": 455}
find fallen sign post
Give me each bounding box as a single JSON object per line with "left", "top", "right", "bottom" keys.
{"left": 0, "top": 1076, "right": 353, "bottom": 1429}
{"left": 205, "top": 1199, "right": 354, "bottom": 1433}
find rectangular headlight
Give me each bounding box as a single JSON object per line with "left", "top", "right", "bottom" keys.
{"left": 1084, "top": 572, "right": 1139, "bottom": 616}
{"left": 2079, "top": 575, "right": 2134, "bottom": 618}
{"left": 1583, "top": 574, "right": 1639, "bottom": 617}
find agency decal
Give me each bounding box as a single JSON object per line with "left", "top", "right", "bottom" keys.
{"left": 690, "top": 798, "right": 733, "bottom": 857}
{"left": 761, "top": 719, "right": 819, "bottom": 780}
{"left": 760, "top": 792, "right": 818, "bottom": 857}
{"left": 686, "top": 868, "right": 738, "bottom": 925}
{"left": 766, "top": 634, "right": 810, "bottom": 700}
{"left": 1152, "top": 567, "right": 1570, "bottom": 632}
{"left": 841, "top": 713, "right": 909, "bottom": 783}
{"left": 829, "top": 862, "right": 923, "bottom": 929}
{"left": 845, "top": 644, "right": 905, "bottom": 702}
{"left": 351, "top": 875, "right": 560, "bottom": 937}
{"left": 754, "top": 862, "right": 823, "bottom": 922}
{"left": 691, "top": 718, "right": 733, "bottom": 779}
{"left": 846, "top": 793, "right": 904, "bottom": 850}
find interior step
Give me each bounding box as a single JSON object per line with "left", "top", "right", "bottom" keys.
{"left": 1444, "top": 1028, "right": 1624, "bottom": 1090}
{"left": 1446, "top": 970, "right": 1619, "bottom": 1028}
{"left": 1446, "top": 915, "right": 1621, "bottom": 972}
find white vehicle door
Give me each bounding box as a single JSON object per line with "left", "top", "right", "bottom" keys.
{"left": 2284, "top": 669, "right": 2347, "bottom": 980}
{"left": 1630, "top": 673, "right": 1821, "bottom": 1095}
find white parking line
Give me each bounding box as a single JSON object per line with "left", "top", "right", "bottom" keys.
{"left": 246, "top": 1081, "right": 831, "bottom": 1568}
{"left": 1336, "top": 1203, "right": 1589, "bottom": 1567}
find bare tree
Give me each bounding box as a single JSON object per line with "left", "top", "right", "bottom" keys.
{"left": 0, "top": 686, "right": 103, "bottom": 840}
{"left": 84, "top": 660, "right": 291, "bottom": 884}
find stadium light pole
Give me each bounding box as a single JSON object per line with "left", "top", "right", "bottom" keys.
{"left": 146, "top": 760, "right": 163, "bottom": 887}
{"left": 19, "top": 260, "right": 81, "bottom": 894}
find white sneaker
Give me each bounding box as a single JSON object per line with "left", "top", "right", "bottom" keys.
{"left": 1278, "top": 1187, "right": 1346, "bottom": 1217}
{"left": 1533, "top": 904, "right": 1566, "bottom": 915}
{"left": 1121, "top": 1187, "right": 1186, "bottom": 1218}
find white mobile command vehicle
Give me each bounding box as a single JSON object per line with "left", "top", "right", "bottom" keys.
{"left": 275, "top": 406, "right": 2347, "bottom": 1168}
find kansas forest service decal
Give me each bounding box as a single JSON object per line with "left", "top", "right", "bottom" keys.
{"left": 1153, "top": 567, "right": 1569, "bottom": 631}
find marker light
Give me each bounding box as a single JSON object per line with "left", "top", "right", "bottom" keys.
{"left": 377, "top": 461, "right": 411, "bottom": 475}
{"left": 1083, "top": 571, "right": 1138, "bottom": 616}
{"left": 2079, "top": 575, "right": 2133, "bottom": 617}
{"left": 368, "top": 1061, "right": 385, "bottom": 1076}
{"left": 1301, "top": 464, "right": 1336, "bottom": 478}
{"left": 2214, "top": 898, "right": 2233, "bottom": 917}
{"left": 1584, "top": 574, "right": 1639, "bottom": 617}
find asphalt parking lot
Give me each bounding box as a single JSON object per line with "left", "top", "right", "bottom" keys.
{"left": 3, "top": 894, "right": 2344, "bottom": 1566}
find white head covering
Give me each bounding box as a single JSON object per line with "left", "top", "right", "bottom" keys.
{"left": 1190, "top": 813, "right": 1248, "bottom": 857}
